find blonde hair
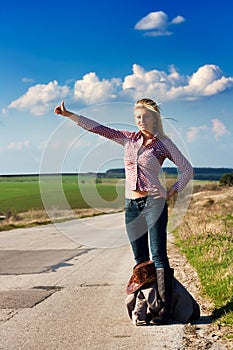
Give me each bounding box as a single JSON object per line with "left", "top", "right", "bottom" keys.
{"left": 134, "top": 98, "right": 167, "bottom": 137}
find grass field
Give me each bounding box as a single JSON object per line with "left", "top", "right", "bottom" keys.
{"left": 0, "top": 175, "right": 218, "bottom": 213}
{"left": 0, "top": 175, "right": 219, "bottom": 226}
{"left": 0, "top": 175, "right": 125, "bottom": 214}
{"left": 0, "top": 175, "right": 125, "bottom": 230}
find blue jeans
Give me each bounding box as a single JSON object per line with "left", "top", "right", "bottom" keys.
{"left": 125, "top": 196, "right": 170, "bottom": 268}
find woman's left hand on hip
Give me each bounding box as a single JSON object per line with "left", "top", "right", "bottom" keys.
{"left": 151, "top": 185, "right": 167, "bottom": 199}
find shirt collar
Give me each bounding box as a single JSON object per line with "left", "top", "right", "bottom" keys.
{"left": 137, "top": 131, "right": 159, "bottom": 139}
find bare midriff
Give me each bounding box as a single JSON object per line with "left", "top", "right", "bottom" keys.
{"left": 131, "top": 190, "right": 149, "bottom": 199}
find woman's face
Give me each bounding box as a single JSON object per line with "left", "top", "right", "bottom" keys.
{"left": 134, "top": 107, "right": 156, "bottom": 135}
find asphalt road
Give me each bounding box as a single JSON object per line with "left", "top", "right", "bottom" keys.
{"left": 0, "top": 214, "right": 226, "bottom": 350}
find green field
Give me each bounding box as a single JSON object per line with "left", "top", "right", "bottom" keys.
{"left": 0, "top": 175, "right": 220, "bottom": 215}
{"left": 0, "top": 175, "right": 125, "bottom": 214}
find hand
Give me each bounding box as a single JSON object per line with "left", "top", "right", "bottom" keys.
{"left": 151, "top": 186, "right": 177, "bottom": 200}
{"left": 54, "top": 101, "right": 71, "bottom": 117}
{"left": 151, "top": 185, "right": 167, "bottom": 199}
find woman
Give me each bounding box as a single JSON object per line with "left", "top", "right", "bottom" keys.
{"left": 54, "top": 98, "right": 193, "bottom": 324}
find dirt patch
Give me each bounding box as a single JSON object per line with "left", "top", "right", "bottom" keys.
{"left": 191, "top": 186, "right": 233, "bottom": 203}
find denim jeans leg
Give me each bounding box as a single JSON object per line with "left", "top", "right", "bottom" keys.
{"left": 125, "top": 200, "right": 149, "bottom": 264}
{"left": 145, "top": 200, "right": 170, "bottom": 268}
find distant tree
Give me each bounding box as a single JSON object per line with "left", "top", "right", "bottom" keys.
{"left": 219, "top": 173, "right": 233, "bottom": 186}
{"left": 95, "top": 176, "right": 102, "bottom": 184}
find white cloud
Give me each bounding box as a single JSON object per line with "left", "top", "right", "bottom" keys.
{"left": 1, "top": 107, "right": 8, "bottom": 115}
{"left": 0, "top": 140, "right": 30, "bottom": 152}
{"left": 134, "top": 11, "right": 185, "bottom": 36}
{"left": 5, "top": 64, "right": 233, "bottom": 114}
{"left": 122, "top": 64, "right": 171, "bottom": 99}
{"left": 135, "top": 11, "right": 168, "bottom": 30}
{"left": 187, "top": 65, "right": 233, "bottom": 96}
{"left": 8, "top": 81, "right": 70, "bottom": 115}
{"left": 211, "top": 118, "right": 230, "bottom": 138}
{"left": 22, "top": 77, "right": 35, "bottom": 83}
{"left": 74, "top": 72, "right": 121, "bottom": 104}
{"left": 186, "top": 125, "right": 209, "bottom": 143}
{"left": 144, "top": 31, "right": 172, "bottom": 37}
{"left": 187, "top": 119, "right": 230, "bottom": 143}
{"left": 122, "top": 64, "right": 233, "bottom": 101}
{"left": 171, "top": 16, "right": 185, "bottom": 25}
{"left": 8, "top": 140, "right": 30, "bottom": 150}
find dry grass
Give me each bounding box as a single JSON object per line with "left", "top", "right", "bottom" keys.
{"left": 0, "top": 207, "right": 123, "bottom": 231}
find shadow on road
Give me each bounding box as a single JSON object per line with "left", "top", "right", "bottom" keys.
{"left": 0, "top": 249, "right": 89, "bottom": 275}
{"left": 193, "top": 315, "right": 213, "bottom": 325}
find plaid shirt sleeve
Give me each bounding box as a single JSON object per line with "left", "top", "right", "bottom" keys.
{"left": 76, "top": 114, "right": 132, "bottom": 145}
{"left": 163, "top": 138, "right": 194, "bottom": 192}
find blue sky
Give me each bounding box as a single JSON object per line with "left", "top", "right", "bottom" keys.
{"left": 1, "top": 0, "right": 233, "bottom": 174}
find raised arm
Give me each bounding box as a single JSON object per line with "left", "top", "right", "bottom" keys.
{"left": 54, "top": 101, "right": 132, "bottom": 145}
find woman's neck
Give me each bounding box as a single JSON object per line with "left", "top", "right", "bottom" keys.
{"left": 141, "top": 131, "right": 155, "bottom": 146}
{"left": 141, "top": 130, "right": 154, "bottom": 139}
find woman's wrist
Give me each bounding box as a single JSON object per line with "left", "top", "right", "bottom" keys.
{"left": 67, "top": 112, "right": 80, "bottom": 123}
{"left": 166, "top": 188, "right": 177, "bottom": 200}
{"left": 63, "top": 110, "right": 73, "bottom": 117}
